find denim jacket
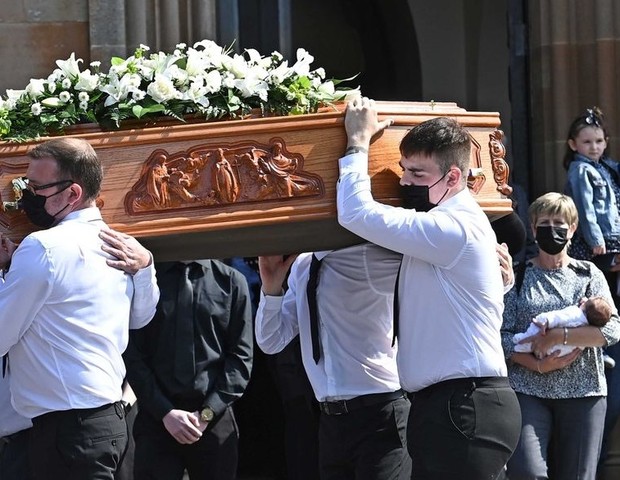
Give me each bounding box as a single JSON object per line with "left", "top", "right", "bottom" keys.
{"left": 565, "top": 154, "right": 620, "bottom": 248}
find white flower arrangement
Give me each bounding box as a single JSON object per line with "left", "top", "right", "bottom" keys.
{"left": 0, "top": 40, "right": 358, "bottom": 141}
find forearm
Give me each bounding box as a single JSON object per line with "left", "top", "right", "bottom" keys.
{"left": 547, "top": 325, "right": 606, "bottom": 348}
{"left": 510, "top": 352, "right": 538, "bottom": 371}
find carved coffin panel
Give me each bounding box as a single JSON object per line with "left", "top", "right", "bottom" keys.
{"left": 0, "top": 101, "right": 511, "bottom": 260}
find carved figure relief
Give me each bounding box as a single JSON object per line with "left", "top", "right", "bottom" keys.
{"left": 125, "top": 138, "right": 323, "bottom": 214}
{"left": 466, "top": 135, "right": 486, "bottom": 194}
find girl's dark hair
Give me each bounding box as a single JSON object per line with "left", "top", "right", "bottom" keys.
{"left": 563, "top": 106, "right": 609, "bottom": 170}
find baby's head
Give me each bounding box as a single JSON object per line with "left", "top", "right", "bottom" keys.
{"left": 581, "top": 296, "right": 613, "bottom": 327}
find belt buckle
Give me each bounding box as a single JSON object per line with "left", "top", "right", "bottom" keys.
{"left": 323, "top": 400, "right": 348, "bottom": 415}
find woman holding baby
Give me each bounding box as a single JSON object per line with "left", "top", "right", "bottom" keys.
{"left": 501, "top": 192, "right": 620, "bottom": 479}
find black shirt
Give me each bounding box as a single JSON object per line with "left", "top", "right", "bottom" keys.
{"left": 124, "top": 260, "right": 253, "bottom": 420}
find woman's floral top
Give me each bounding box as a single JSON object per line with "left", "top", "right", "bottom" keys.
{"left": 501, "top": 258, "right": 620, "bottom": 398}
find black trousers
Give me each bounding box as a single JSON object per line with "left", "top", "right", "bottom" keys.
{"left": 407, "top": 376, "right": 521, "bottom": 480}
{"left": 133, "top": 406, "right": 238, "bottom": 480}
{"left": 30, "top": 402, "right": 128, "bottom": 480}
{"left": 319, "top": 395, "right": 411, "bottom": 480}
{"left": 283, "top": 395, "right": 320, "bottom": 480}
{"left": 0, "top": 428, "right": 33, "bottom": 480}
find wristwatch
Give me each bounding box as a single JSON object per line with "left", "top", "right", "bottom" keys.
{"left": 200, "top": 406, "right": 215, "bottom": 423}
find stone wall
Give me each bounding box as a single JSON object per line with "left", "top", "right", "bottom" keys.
{"left": 0, "top": 0, "right": 89, "bottom": 91}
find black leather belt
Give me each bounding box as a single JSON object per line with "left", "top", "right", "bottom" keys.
{"left": 319, "top": 389, "right": 405, "bottom": 416}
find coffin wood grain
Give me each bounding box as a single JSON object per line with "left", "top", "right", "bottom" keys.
{"left": 0, "top": 101, "right": 511, "bottom": 260}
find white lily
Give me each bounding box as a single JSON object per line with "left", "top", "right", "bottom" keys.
{"left": 75, "top": 69, "right": 101, "bottom": 92}
{"left": 56, "top": 53, "right": 83, "bottom": 79}
{"left": 185, "top": 48, "right": 212, "bottom": 76}
{"left": 234, "top": 78, "right": 269, "bottom": 101}
{"left": 193, "top": 40, "right": 225, "bottom": 68}
{"left": 268, "top": 62, "right": 291, "bottom": 85}
{"left": 41, "top": 97, "right": 62, "bottom": 108}
{"left": 291, "top": 48, "right": 314, "bottom": 77}
{"left": 100, "top": 72, "right": 138, "bottom": 106}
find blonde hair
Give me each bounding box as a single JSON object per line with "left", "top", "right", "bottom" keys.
{"left": 528, "top": 192, "right": 578, "bottom": 227}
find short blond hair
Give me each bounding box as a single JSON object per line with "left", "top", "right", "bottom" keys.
{"left": 528, "top": 192, "right": 578, "bottom": 227}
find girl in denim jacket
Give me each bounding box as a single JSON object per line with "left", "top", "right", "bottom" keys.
{"left": 564, "top": 107, "right": 620, "bottom": 265}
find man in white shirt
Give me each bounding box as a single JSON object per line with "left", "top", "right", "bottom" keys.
{"left": 336, "top": 97, "right": 521, "bottom": 480}
{"left": 256, "top": 243, "right": 411, "bottom": 480}
{"left": 0, "top": 137, "right": 159, "bottom": 480}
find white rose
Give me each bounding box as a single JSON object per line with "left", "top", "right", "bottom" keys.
{"left": 146, "top": 74, "right": 179, "bottom": 103}
{"left": 59, "top": 91, "right": 71, "bottom": 103}
{"left": 25, "top": 79, "right": 46, "bottom": 99}
{"left": 61, "top": 78, "right": 72, "bottom": 89}
{"left": 79, "top": 101, "right": 89, "bottom": 111}
{"left": 203, "top": 70, "right": 222, "bottom": 94}
{"left": 78, "top": 91, "right": 89, "bottom": 102}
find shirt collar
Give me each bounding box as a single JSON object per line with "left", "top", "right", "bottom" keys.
{"left": 156, "top": 260, "right": 212, "bottom": 274}
{"left": 57, "top": 206, "right": 103, "bottom": 225}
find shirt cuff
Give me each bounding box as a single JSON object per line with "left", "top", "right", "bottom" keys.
{"left": 339, "top": 151, "right": 369, "bottom": 176}
{"left": 133, "top": 262, "right": 157, "bottom": 287}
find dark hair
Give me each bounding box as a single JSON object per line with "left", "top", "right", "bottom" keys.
{"left": 585, "top": 296, "right": 612, "bottom": 328}
{"left": 563, "top": 106, "right": 610, "bottom": 170}
{"left": 399, "top": 117, "right": 471, "bottom": 177}
{"left": 27, "top": 138, "right": 103, "bottom": 201}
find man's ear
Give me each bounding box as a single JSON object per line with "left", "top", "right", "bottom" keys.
{"left": 68, "top": 183, "right": 84, "bottom": 205}
{"left": 447, "top": 167, "right": 462, "bottom": 187}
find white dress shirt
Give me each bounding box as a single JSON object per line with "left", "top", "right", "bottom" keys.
{"left": 256, "top": 243, "right": 402, "bottom": 402}
{"left": 0, "top": 207, "right": 159, "bottom": 418}
{"left": 0, "top": 372, "right": 31, "bottom": 437}
{"left": 337, "top": 153, "right": 507, "bottom": 392}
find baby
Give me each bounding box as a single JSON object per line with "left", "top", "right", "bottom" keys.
{"left": 513, "top": 297, "right": 612, "bottom": 357}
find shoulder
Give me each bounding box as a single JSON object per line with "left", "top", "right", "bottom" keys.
{"left": 568, "top": 259, "right": 596, "bottom": 276}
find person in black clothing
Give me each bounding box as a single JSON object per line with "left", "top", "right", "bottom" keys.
{"left": 123, "top": 260, "right": 253, "bottom": 480}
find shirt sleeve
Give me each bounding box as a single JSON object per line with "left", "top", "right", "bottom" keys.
{"left": 0, "top": 237, "right": 53, "bottom": 355}
{"left": 123, "top": 326, "right": 175, "bottom": 420}
{"left": 128, "top": 262, "right": 160, "bottom": 330}
{"left": 254, "top": 260, "right": 302, "bottom": 355}
{"left": 567, "top": 164, "right": 604, "bottom": 248}
{"left": 203, "top": 271, "right": 253, "bottom": 417}
{"left": 337, "top": 153, "right": 466, "bottom": 267}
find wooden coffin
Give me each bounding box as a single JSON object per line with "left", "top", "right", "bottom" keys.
{"left": 0, "top": 101, "right": 511, "bottom": 260}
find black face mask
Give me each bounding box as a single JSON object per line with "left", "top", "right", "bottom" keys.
{"left": 535, "top": 225, "right": 569, "bottom": 255}
{"left": 19, "top": 184, "right": 72, "bottom": 229}
{"left": 400, "top": 171, "right": 449, "bottom": 211}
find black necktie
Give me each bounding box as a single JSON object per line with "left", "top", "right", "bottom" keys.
{"left": 175, "top": 263, "right": 196, "bottom": 385}
{"left": 307, "top": 254, "right": 323, "bottom": 363}
{"left": 392, "top": 261, "right": 403, "bottom": 347}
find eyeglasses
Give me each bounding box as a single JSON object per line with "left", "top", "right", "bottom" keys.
{"left": 21, "top": 177, "right": 73, "bottom": 193}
